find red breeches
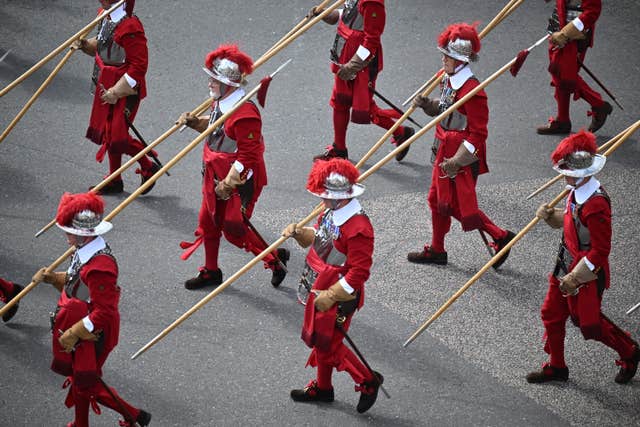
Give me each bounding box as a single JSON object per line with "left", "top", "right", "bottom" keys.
{"left": 107, "top": 135, "right": 153, "bottom": 180}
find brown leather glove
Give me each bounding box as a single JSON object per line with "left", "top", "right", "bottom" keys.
{"left": 177, "top": 112, "right": 205, "bottom": 130}
{"left": 413, "top": 95, "right": 440, "bottom": 116}
{"left": 337, "top": 54, "right": 367, "bottom": 81}
{"left": 439, "top": 143, "right": 478, "bottom": 178}
{"left": 314, "top": 281, "right": 356, "bottom": 312}
{"left": 33, "top": 268, "right": 67, "bottom": 292}
{"left": 214, "top": 180, "right": 234, "bottom": 200}
{"left": 550, "top": 21, "right": 585, "bottom": 48}
{"left": 100, "top": 76, "right": 137, "bottom": 105}
{"left": 307, "top": 7, "right": 340, "bottom": 24}
{"left": 559, "top": 257, "right": 597, "bottom": 296}
{"left": 536, "top": 204, "right": 564, "bottom": 228}
{"left": 72, "top": 37, "right": 97, "bottom": 55}
{"left": 282, "top": 223, "right": 315, "bottom": 248}
{"left": 215, "top": 166, "right": 246, "bottom": 200}
{"left": 59, "top": 320, "right": 98, "bottom": 353}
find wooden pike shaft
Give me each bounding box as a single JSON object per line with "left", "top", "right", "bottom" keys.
{"left": 0, "top": 247, "right": 75, "bottom": 319}
{"left": 404, "top": 119, "right": 640, "bottom": 347}
{"left": 0, "top": 0, "right": 124, "bottom": 97}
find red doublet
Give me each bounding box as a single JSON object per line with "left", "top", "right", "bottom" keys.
{"left": 52, "top": 253, "right": 142, "bottom": 427}
{"left": 184, "top": 101, "right": 277, "bottom": 270}
{"left": 547, "top": 0, "right": 604, "bottom": 119}
{"left": 301, "top": 211, "right": 375, "bottom": 387}
{"left": 540, "top": 188, "right": 636, "bottom": 368}
{"left": 427, "top": 76, "right": 505, "bottom": 251}
{"left": 85, "top": 13, "right": 153, "bottom": 179}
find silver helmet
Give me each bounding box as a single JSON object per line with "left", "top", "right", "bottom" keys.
{"left": 437, "top": 38, "right": 478, "bottom": 63}
{"left": 57, "top": 209, "right": 113, "bottom": 236}
{"left": 203, "top": 58, "right": 244, "bottom": 87}
{"left": 552, "top": 151, "right": 606, "bottom": 178}
{"left": 308, "top": 172, "right": 365, "bottom": 200}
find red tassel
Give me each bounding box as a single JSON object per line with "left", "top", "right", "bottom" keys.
{"left": 257, "top": 76, "right": 272, "bottom": 108}
{"left": 509, "top": 50, "right": 530, "bottom": 77}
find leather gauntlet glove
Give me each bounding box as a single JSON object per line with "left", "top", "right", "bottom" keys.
{"left": 413, "top": 95, "right": 440, "bottom": 116}
{"left": 337, "top": 54, "right": 367, "bottom": 81}
{"left": 536, "top": 204, "right": 564, "bottom": 228}
{"left": 559, "top": 257, "right": 598, "bottom": 296}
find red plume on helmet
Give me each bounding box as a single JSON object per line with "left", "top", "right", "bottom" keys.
{"left": 125, "top": 0, "right": 135, "bottom": 16}
{"left": 551, "top": 130, "right": 597, "bottom": 164}
{"left": 55, "top": 192, "right": 105, "bottom": 227}
{"left": 437, "top": 22, "right": 481, "bottom": 53}
{"left": 205, "top": 44, "right": 254, "bottom": 76}
{"left": 306, "top": 158, "right": 360, "bottom": 195}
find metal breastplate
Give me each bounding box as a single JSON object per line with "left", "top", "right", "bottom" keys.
{"left": 437, "top": 75, "right": 468, "bottom": 131}
{"left": 64, "top": 245, "right": 115, "bottom": 301}
{"left": 330, "top": 0, "right": 362, "bottom": 62}
{"left": 205, "top": 105, "right": 238, "bottom": 153}
{"left": 91, "top": 18, "right": 126, "bottom": 91}
{"left": 548, "top": 1, "right": 583, "bottom": 33}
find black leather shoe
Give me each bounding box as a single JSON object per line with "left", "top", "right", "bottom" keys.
{"left": 588, "top": 101, "right": 613, "bottom": 133}
{"left": 290, "top": 380, "right": 334, "bottom": 403}
{"left": 184, "top": 268, "right": 223, "bottom": 290}
{"left": 2, "top": 283, "right": 23, "bottom": 323}
{"left": 139, "top": 163, "right": 161, "bottom": 195}
{"left": 615, "top": 347, "right": 640, "bottom": 384}
{"left": 271, "top": 248, "right": 290, "bottom": 288}
{"left": 313, "top": 144, "right": 348, "bottom": 161}
{"left": 392, "top": 126, "right": 415, "bottom": 162}
{"left": 536, "top": 120, "right": 571, "bottom": 135}
{"left": 526, "top": 363, "right": 569, "bottom": 383}
{"left": 407, "top": 246, "right": 447, "bottom": 265}
{"left": 90, "top": 179, "right": 124, "bottom": 195}
{"left": 356, "top": 371, "right": 383, "bottom": 413}
{"left": 491, "top": 230, "right": 516, "bottom": 270}
{"left": 136, "top": 409, "right": 152, "bottom": 426}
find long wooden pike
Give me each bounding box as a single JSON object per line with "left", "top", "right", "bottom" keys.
{"left": 2, "top": 60, "right": 292, "bottom": 319}
{"left": 525, "top": 123, "right": 634, "bottom": 200}
{"left": 0, "top": 0, "right": 124, "bottom": 97}
{"left": 403, "top": 119, "right": 640, "bottom": 347}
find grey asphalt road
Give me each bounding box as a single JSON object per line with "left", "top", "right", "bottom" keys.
{"left": 1, "top": 1, "right": 639, "bottom": 426}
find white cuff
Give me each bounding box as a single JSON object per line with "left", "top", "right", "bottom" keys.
{"left": 232, "top": 160, "right": 245, "bottom": 174}
{"left": 124, "top": 73, "right": 137, "bottom": 88}
{"left": 583, "top": 256, "right": 596, "bottom": 271}
{"left": 572, "top": 17, "right": 585, "bottom": 32}
{"left": 462, "top": 140, "right": 476, "bottom": 154}
{"left": 82, "top": 316, "right": 95, "bottom": 333}
{"left": 355, "top": 45, "right": 371, "bottom": 61}
{"left": 338, "top": 277, "right": 355, "bottom": 294}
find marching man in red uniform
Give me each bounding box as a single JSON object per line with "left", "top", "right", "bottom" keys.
{"left": 409, "top": 23, "right": 514, "bottom": 267}
{"left": 537, "top": 0, "right": 612, "bottom": 135}
{"left": 74, "top": 0, "right": 160, "bottom": 194}
{"left": 32, "top": 192, "right": 151, "bottom": 426}
{"left": 0, "top": 277, "right": 23, "bottom": 322}
{"left": 283, "top": 158, "right": 383, "bottom": 414}
{"left": 527, "top": 130, "right": 639, "bottom": 384}
{"left": 311, "top": 0, "right": 415, "bottom": 162}
{"left": 178, "top": 44, "right": 288, "bottom": 290}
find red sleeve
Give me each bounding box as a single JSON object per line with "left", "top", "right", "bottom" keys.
{"left": 227, "top": 104, "right": 264, "bottom": 173}
{"left": 460, "top": 80, "right": 488, "bottom": 152}
{"left": 578, "top": 0, "right": 601, "bottom": 29}
{"left": 82, "top": 256, "right": 119, "bottom": 332}
{"left": 341, "top": 216, "right": 374, "bottom": 292}
{"left": 114, "top": 17, "right": 148, "bottom": 85}
{"left": 360, "top": 2, "right": 385, "bottom": 57}
{"left": 581, "top": 196, "right": 611, "bottom": 269}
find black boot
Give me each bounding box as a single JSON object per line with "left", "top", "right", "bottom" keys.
{"left": 2, "top": 283, "right": 23, "bottom": 323}
{"left": 356, "top": 371, "right": 383, "bottom": 413}
{"left": 184, "top": 268, "right": 223, "bottom": 290}
{"left": 615, "top": 346, "right": 640, "bottom": 384}
{"left": 313, "top": 144, "right": 348, "bottom": 161}
{"left": 491, "top": 230, "right": 516, "bottom": 270}
{"left": 290, "top": 380, "right": 334, "bottom": 403}
{"left": 90, "top": 179, "right": 124, "bottom": 195}
{"left": 136, "top": 409, "right": 152, "bottom": 426}
{"left": 526, "top": 363, "right": 569, "bottom": 383}
{"left": 407, "top": 246, "right": 447, "bottom": 265}
{"left": 588, "top": 101, "right": 613, "bottom": 133}
{"left": 139, "top": 162, "right": 161, "bottom": 195}
{"left": 270, "top": 248, "right": 290, "bottom": 288}
{"left": 392, "top": 126, "right": 415, "bottom": 162}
